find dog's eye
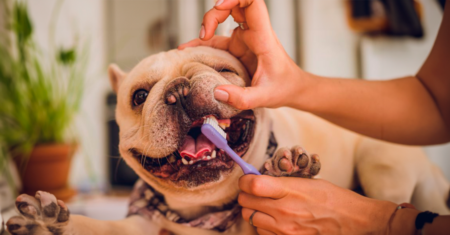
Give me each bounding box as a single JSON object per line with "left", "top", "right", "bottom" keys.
{"left": 217, "top": 68, "right": 238, "bottom": 75}
{"left": 133, "top": 89, "right": 149, "bottom": 106}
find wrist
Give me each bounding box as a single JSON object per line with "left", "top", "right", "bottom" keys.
{"left": 363, "top": 200, "right": 398, "bottom": 235}
{"left": 388, "top": 207, "right": 420, "bottom": 235}
{"left": 286, "top": 68, "right": 321, "bottom": 111}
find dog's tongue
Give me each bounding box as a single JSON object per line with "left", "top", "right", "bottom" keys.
{"left": 179, "top": 134, "right": 215, "bottom": 159}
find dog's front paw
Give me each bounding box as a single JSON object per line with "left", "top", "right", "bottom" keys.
{"left": 6, "top": 191, "right": 70, "bottom": 235}
{"left": 264, "top": 146, "right": 321, "bottom": 178}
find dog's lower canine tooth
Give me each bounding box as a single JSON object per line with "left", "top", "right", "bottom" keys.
{"left": 212, "top": 150, "right": 216, "bottom": 159}
{"left": 182, "top": 158, "right": 188, "bottom": 165}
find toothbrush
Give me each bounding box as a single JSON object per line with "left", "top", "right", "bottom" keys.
{"left": 201, "top": 116, "right": 261, "bottom": 175}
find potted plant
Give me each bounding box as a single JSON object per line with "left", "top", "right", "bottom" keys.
{"left": 0, "top": 0, "right": 88, "bottom": 201}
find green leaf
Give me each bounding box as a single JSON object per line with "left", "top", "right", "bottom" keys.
{"left": 0, "top": 0, "right": 88, "bottom": 171}
{"left": 58, "top": 48, "right": 76, "bottom": 65}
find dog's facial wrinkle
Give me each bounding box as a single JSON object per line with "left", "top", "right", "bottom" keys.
{"left": 117, "top": 47, "right": 255, "bottom": 188}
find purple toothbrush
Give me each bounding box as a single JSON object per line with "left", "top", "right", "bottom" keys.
{"left": 201, "top": 116, "right": 261, "bottom": 175}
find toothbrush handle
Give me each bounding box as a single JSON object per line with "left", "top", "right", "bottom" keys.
{"left": 224, "top": 146, "right": 261, "bottom": 175}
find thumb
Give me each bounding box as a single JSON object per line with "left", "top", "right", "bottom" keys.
{"left": 214, "top": 84, "right": 263, "bottom": 110}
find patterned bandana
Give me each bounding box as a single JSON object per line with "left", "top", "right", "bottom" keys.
{"left": 127, "top": 131, "right": 278, "bottom": 232}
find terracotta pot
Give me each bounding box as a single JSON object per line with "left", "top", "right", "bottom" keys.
{"left": 14, "top": 144, "right": 77, "bottom": 201}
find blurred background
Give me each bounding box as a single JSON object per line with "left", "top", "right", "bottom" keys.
{"left": 0, "top": 0, "right": 449, "bottom": 227}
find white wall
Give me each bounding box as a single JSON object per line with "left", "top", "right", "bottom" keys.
{"left": 178, "top": 0, "right": 201, "bottom": 45}
{"left": 27, "top": 0, "right": 110, "bottom": 190}
{"left": 108, "top": 0, "right": 168, "bottom": 70}
{"left": 361, "top": 1, "right": 443, "bottom": 79}
{"left": 298, "top": 0, "right": 359, "bottom": 78}
{"left": 267, "top": 0, "right": 297, "bottom": 62}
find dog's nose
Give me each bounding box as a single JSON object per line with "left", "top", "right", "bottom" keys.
{"left": 164, "top": 77, "right": 190, "bottom": 109}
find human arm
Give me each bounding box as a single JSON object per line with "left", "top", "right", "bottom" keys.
{"left": 238, "top": 175, "right": 450, "bottom": 235}
{"left": 296, "top": 0, "right": 450, "bottom": 145}
{"left": 179, "top": 0, "right": 450, "bottom": 145}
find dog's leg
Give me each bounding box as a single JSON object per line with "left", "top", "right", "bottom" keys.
{"left": 6, "top": 191, "right": 159, "bottom": 235}
{"left": 355, "top": 137, "right": 421, "bottom": 204}
{"left": 263, "top": 146, "right": 321, "bottom": 178}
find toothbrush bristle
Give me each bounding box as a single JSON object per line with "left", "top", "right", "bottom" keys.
{"left": 204, "top": 116, "right": 227, "bottom": 139}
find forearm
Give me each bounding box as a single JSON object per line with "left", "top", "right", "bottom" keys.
{"left": 389, "top": 209, "right": 450, "bottom": 235}
{"left": 422, "top": 215, "right": 450, "bottom": 235}
{"left": 293, "top": 72, "right": 450, "bottom": 145}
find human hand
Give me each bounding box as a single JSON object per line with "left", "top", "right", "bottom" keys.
{"left": 238, "top": 175, "right": 398, "bottom": 235}
{"left": 179, "top": 0, "right": 311, "bottom": 110}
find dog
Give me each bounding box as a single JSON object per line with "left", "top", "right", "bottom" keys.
{"left": 6, "top": 46, "right": 450, "bottom": 235}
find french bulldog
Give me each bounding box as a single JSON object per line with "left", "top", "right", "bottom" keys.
{"left": 6, "top": 46, "right": 450, "bottom": 235}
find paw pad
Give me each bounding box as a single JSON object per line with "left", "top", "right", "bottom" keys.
{"left": 7, "top": 191, "right": 70, "bottom": 235}
{"left": 264, "top": 146, "right": 321, "bottom": 178}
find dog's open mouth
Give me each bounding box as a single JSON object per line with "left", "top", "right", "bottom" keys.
{"left": 130, "top": 110, "right": 256, "bottom": 186}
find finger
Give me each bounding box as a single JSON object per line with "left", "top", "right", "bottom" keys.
{"left": 231, "top": 5, "right": 246, "bottom": 23}
{"left": 178, "top": 36, "right": 231, "bottom": 50}
{"left": 202, "top": 8, "right": 232, "bottom": 40}
{"left": 241, "top": 208, "right": 277, "bottom": 231}
{"left": 215, "top": 0, "right": 272, "bottom": 32}
{"left": 238, "top": 175, "right": 289, "bottom": 199}
{"left": 227, "top": 28, "right": 250, "bottom": 58}
{"left": 239, "top": 192, "right": 279, "bottom": 216}
{"left": 213, "top": 85, "right": 262, "bottom": 110}
{"left": 256, "top": 228, "right": 277, "bottom": 235}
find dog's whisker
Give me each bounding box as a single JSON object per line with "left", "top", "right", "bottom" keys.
{"left": 166, "top": 155, "right": 176, "bottom": 170}
{"left": 114, "top": 157, "right": 123, "bottom": 182}
{"left": 143, "top": 155, "right": 147, "bottom": 168}
{"left": 157, "top": 157, "right": 163, "bottom": 171}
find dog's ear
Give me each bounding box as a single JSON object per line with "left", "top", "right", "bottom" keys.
{"left": 108, "top": 64, "right": 127, "bottom": 93}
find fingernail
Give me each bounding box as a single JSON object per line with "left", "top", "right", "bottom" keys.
{"left": 199, "top": 25, "right": 206, "bottom": 39}
{"left": 214, "top": 89, "right": 229, "bottom": 102}
{"left": 215, "top": 0, "right": 224, "bottom": 7}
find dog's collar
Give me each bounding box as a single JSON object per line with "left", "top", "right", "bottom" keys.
{"left": 127, "top": 131, "right": 278, "bottom": 232}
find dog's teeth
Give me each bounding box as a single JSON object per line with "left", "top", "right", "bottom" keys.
{"left": 218, "top": 123, "right": 229, "bottom": 130}
{"left": 182, "top": 158, "right": 189, "bottom": 165}
{"left": 189, "top": 160, "right": 194, "bottom": 165}
{"left": 169, "top": 155, "right": 176, "bottom": 163}
{"left": 212, "top": 150, "right": 216, "bottom": 159}
{"left": 206, "top": 155, "right": 211, "bottom": 160}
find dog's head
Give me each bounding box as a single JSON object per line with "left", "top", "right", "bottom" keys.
{"left": 109, "top": 46, "right": 263, "bottom": 195}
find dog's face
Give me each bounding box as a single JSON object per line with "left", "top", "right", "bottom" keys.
{"left": 109, "top": 47, "right": 258, "bottom": 192}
